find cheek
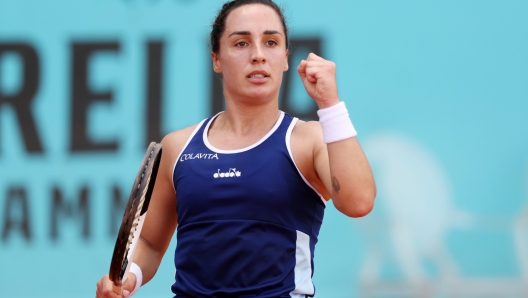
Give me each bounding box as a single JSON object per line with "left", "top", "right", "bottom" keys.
{"left": 222, "top": 53, "right": 246, "bottom": 75}
{"left": 275, "top": 70, "right": 285, "bottom": 82}
{"left": 272, "top": 54, "right": 288, "bottom": 73}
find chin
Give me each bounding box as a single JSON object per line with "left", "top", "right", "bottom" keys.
{"left": 225, "top": 83, "right": 280, "bottom": 105}
{"left": 238, "top": 85, "right": 274, "bottom": 100}
{"left": 248, "top": 90, "right": 277, "bottom": 104}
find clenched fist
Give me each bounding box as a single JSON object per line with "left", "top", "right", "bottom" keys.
{"left": 297, "top": 53, "right": 340, "bottom": 109}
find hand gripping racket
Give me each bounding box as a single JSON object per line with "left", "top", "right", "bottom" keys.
{"left": 109, "top": 142, "right": 162, "bottom": 296}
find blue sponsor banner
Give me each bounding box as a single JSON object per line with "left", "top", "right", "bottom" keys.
{"left": 0, "top": 1, "right": 527, "bottom": 297}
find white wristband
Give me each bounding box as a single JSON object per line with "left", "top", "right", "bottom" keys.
{"left": 317, "top": 102, "right": 357, "bottom": 144}
{"left": 128, "top": 262, "right": 142, "bottom": 297}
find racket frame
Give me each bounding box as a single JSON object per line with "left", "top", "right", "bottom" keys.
{"left": 108, "top": 142, "right": 162, "bottom": 295}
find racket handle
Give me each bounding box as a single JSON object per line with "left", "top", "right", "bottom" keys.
{"left": 112, "top": 282, "right": 122, "bottom": 298}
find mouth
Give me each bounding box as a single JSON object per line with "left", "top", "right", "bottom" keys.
{"left": 248, "top": 74, "right": 268, "bottom": 79}
{"left": 247, "top": 71, "right": 270, "bottom": 79}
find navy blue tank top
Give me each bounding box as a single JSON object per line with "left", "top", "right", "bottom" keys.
{"left": 171, "top": 112, "right": 326, "bottom": 297}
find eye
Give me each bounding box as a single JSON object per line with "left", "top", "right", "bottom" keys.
{"left": 235, "top": 41, "right": 248, "bottom": 47}
{"left": 265, "top": 40, "right": 278, "bottom": 47}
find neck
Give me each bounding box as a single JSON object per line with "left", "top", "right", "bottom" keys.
{"left": 208, "top": 96, "right": 280, "bottom": 150}
{"left": 214, "top": 96, "right": 280, "bottom": 137}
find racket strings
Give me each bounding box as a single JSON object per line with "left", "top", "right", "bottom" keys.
{"left": 123, "top": 149, "right": 155, "bottom": 267}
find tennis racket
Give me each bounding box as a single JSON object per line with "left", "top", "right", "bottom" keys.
{"left": 108, "top": 142, "right": 162, "bottom": 296}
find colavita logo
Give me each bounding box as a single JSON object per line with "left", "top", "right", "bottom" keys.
{"left": 180, "top": 153, "right": 219, "bottom": 162}
{"left": 213, "top": 168, "right": 241, "bottom": 178}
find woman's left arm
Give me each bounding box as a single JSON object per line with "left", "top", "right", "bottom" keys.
{"left": 298, "top": 53, "right": 376, "bottom": 217}
{"left": 315, "top": 135, "right": 376, "bottom": 217}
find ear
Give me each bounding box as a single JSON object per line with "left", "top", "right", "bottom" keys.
{"left": 283, "top": 50, "right": 289, "bottom": 72}
{"left": 212, "top": 52, "right": 222, "bottom": 73}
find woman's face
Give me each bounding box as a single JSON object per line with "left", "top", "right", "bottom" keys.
{"left": 212, "top": 4, "right": 289, "bottom": 104}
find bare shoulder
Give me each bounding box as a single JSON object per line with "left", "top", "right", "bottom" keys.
{"left": 162, "top": 124, "right": 200, "bottom": 149}
{"left": 160, "top": 123, "right": 201, "bottom": 164}
{"left": 291, "top": 120, "right": 323, "bottom": 144}
{"left": 291, "top": 119, "right": 326, "bottom": 158}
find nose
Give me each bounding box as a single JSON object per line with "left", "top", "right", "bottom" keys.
{"left": 251, "top": 44, "right": 266, "bottom": 64}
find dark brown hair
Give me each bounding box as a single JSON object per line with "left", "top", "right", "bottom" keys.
{"left": 210, "top": 0, "right": 289, "bottom": 53}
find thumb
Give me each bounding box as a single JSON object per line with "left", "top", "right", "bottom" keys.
{"left": 121, "top": 273, "right": 137, "bottom": 298}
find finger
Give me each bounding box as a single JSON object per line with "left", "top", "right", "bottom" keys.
{"left": 307, "top": 72, "right": 317, "bottom": 83}
{"left": 121, "top": 272, "right": 137, "bottom": 298}
{"left": 307, "top": 52, "right": 324, "bottom": 61}
{"left": 96, "top": 287, "right": 115, "bottom": 298}
{"left": 298, "top": 59, "right": 317, "bottom": 85}
{"left": 96, "top": 274, "right": 120, "bottom": 298}
{"left": 304, "top": 60, "right": 328, "bottom": 68}
{"left": 305, "top": 60, "right": 336, "bottom": 81}
{"left": 304, "top": 64, "right": 320, "bottom": 83}
{"left": 297, "top": 59, "right": 307, "bottom": 80}
{"left": 112, "top": 283, "right": 123, "bottom": 298}
{"left": 96, "top": 286, "right": 118, "bottom": 298}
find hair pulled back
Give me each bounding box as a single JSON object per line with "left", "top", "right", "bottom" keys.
{"left": 210, "top": 0, "right": 289, "bottom": 54}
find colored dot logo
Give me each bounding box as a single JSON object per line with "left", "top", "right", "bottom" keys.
{"left": 214, "top": 168, "right": 241, "bottom": 178}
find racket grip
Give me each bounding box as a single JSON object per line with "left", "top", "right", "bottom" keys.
{"left": 112, "top": 282, "right": 122, "bottom": 298}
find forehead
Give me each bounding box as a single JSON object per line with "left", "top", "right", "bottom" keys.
{"left": 224, "top": 4, "right": 284, "bottom": 34}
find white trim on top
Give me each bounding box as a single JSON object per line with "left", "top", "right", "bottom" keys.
{"left": 285, "top": 118, "right": 326, "bottom": 205}
{"left": 171, "top": 119, "right": 207, "bottom": 194}
{"left": 203, "top": 111, "right": 285, "bottom": 154}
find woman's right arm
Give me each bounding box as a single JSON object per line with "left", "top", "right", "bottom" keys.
{"left": 95, "top": 125, "right": 197, "bottom": 298}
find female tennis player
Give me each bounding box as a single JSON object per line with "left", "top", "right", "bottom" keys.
{"left": 96, "top": 0, "right": 375, "bottom": 297}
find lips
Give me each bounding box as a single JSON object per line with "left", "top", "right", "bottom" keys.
{"left": 247, "top": 70, "right": 270, "bottom": 79}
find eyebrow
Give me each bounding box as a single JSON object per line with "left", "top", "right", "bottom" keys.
{"left": 228, "top": 30, "right": 283, "bottom": 38}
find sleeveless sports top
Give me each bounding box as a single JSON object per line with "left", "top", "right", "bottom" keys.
{"left": 171, "top": 111, "right": 326, "bottom": 298}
